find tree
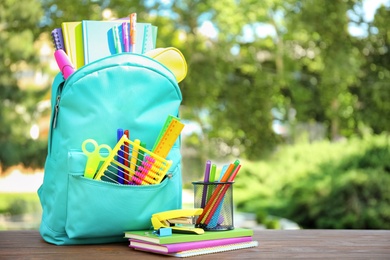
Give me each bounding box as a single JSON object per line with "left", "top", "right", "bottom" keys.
{"left": 282, "top": 0, "right": 364, "bottom": 140}
{"left": 356, "top": 4, "right": 390, "bottom": 134}
{"left": 3, "top": 0, "right": 388, "bottom": 171}
{"left": 166, "top": 0, "right": 283, "bottom": 159}
{"left": 0, "top": 0, "right": 45, "bottom": 170}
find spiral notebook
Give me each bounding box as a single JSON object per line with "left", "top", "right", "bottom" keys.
{"left": 129, "top": 236, "right": 253, "bottom": 254}
{"left": 132, "top": 241, "right": 259, "bottom": 258}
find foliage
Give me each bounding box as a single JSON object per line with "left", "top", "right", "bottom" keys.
{"left": 283, "top": 0, "right": 363, "bottom": 140}
{"left": 1, "top": 1, "right": 390, "bottom": 173}
{"left": 235, "top": 134, "right": 390, "bottom": 229}
{"left": 0, "top": 193, "right": 41, "bottom": 216}
{"left": 355, "top": 5, "right": 390, "bottom": 134}
{"left": 0, "top": 0, "right": 46, "bottom": 170}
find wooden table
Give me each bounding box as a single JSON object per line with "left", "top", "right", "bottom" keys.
{"left": 0, "top": 229, "right": 389, "bottom": 259}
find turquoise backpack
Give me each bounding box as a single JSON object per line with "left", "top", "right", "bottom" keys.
{"left": 38, "top": 53, "right": 183, "bottom": 245}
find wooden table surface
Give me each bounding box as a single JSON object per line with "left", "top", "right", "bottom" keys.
{"left": 0, "top": 229, "right": 389, "bottom": 259}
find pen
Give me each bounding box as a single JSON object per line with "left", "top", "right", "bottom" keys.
{"left": 196, "top": 163, "right": 235, "bottom": 225}
{"left": 130, "top": 13, "right": 137, "bottom": 53}
{"left": 201, "top": 160, "right": 211, "bottom": 208}
{"left": 122, "top": 22, "right": 130, "bottom": 52}
{"left": 196, "top": 160, "right": 240, "bottom": 224}
{"left": 54, "top": 49, "right": 75, "bottom": 80}
{"left": 206, "top": 163, "right": 217, "bottom": 201}
{"left": 209, "top": 163, "right": 216, "bottom": 182}
{"left": 113, "top": 25, "right": 122, "bottom": 54}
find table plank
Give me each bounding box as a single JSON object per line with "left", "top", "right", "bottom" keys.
{"left": 0, "top": 229, "right": 389, "bottom": 259}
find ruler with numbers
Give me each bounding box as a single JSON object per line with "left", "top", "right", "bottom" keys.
{"left": 153, "top": 117, "right": 184, "bottom": 158}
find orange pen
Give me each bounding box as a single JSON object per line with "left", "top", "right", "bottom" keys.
{"left": 129, "top": 13, "right": 137, "bottom": 52}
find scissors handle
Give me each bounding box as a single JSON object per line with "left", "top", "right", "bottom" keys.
{"left": 82, "top": 139, "right": 112, "bottom": 178}
{"left": 82, "top": 139, "right": 98, "bottom": 154}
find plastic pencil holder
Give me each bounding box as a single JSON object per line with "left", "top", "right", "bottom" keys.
{"left": 192, "top": 181, "right": 234, "bottom": 231}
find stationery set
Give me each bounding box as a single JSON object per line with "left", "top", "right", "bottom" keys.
{"left": 39, "top": 12, "right": 257, "bottom": 257}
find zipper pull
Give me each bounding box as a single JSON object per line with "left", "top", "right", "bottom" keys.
{"left": 53, "top": 95, "right": 61, "bottom": 128}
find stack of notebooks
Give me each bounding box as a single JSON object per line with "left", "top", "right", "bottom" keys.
{"left": 51, "top": 18, "right": 157, "bottom": 69}
{"left": 124, "top": 228, "right": 258, "bottom": 257}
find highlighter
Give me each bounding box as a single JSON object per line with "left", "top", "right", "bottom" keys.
{"left": 54, "top": 49, "right": 75, "bottom": 80}
{"left": 122, "top": 22, "right": 130, "bottom": 52}
{"left": 130, "top": 13, "right": 137, "bottom": 53}
{"left": 113, "top": 25, "right": 122, "bottom": 54}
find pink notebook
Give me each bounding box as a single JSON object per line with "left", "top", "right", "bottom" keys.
{"left": 129, "top": 236, "right": 253, "bottom": 254}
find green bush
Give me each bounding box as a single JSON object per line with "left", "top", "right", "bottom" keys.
{"left": 8, "top": 199, "right": 29, "bottom": 216}
{"left": 0, "top": 193, "right": 41, "bottom": 216}
{"left": 235, "top": 134, "right": 390, "bottom": 229}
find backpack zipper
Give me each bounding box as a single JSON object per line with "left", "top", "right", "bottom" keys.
{"left": 52, "top": 95, "right": 60, "bottom": 128}
{"left": 52, "top": 82, "right": 64, "bottom": 129}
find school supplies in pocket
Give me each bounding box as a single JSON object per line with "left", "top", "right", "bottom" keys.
{"left": 92, "top": 134, "right": 173, "bottom": 185}
{"left": 38, "top": 52, "right": 186, "bottom": 245}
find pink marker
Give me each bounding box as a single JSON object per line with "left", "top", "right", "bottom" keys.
{"left": 122, "top": 22, "right": 130, "bottom": 52}
{"left": 54, "top": 49, "right": 75, "bottom": 79}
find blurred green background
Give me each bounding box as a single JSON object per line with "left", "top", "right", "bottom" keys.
{"left": 0, "top": 0, "right": 389, "bottom": 230}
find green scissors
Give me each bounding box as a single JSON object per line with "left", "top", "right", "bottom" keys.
{"left": 82, "top": 139, "right": 112, "bottom": 179}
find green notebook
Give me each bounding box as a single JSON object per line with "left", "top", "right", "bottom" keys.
{"left": 61, "top": 21, "right": 85, "bottom": 69}
{"left": 124, "top": 228, "right": 253, "bottom": 245}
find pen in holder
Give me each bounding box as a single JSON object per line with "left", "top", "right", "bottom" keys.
{"left": 192, "top": 181, "right": 234, "bottom": 231}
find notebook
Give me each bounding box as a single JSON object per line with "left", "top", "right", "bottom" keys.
{"left": 82, "top": 20, "right": 157, "bottom": 64}
{"left": 133, "top": 241, "right": 259, "bottom": 258}
{"left": 129, "top": 236, "right": 253, "bottom": 254}
{"left": 141, "top": 23, "right": 158, "bottom": 54}
{"left": 124, "top": 228, "right": 253, "bottom": 245}
{"left": 61, "top": 21, "right": 84, "bottom": 69}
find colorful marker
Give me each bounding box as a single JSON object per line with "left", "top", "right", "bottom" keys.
{"left": 113, "top": 25, "right": 122, "bottom": 53}
{"left": 130, "top": 13, "right": 137, "bottom": 53}
{"left": 122, "top": 22, "right": 130, "bottom": 52}
{"left": 201, "top": 160, "right": 211, "bottom": 208}
{"left": 54, "top": 49, "right": 75, "bottom": 80}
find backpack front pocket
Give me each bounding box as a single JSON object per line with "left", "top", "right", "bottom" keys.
{"left": 65, "top": 151, "right": 182, "bottom": 240}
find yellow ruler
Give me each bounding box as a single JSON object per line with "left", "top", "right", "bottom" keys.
{"left": 153, "top": 115, "right": 176, "bottom": 151}
{"left": 153, "top": 117, "right": 184, "bottom": 158}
